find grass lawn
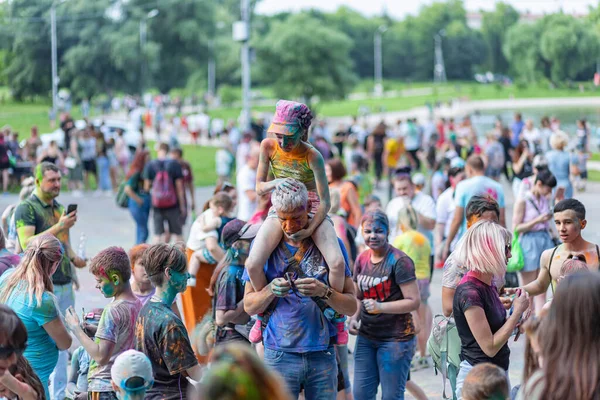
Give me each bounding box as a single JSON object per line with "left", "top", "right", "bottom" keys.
{"left": 147, "top": 142, "right": 219, "bottom": 187}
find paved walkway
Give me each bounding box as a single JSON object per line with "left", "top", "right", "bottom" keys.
{"left": 2, "top": 179, "right": 598, "bottom": 398}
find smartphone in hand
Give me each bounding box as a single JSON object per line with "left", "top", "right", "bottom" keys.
{"left": 67, "top": 204, "right": 78, "bottom": 214}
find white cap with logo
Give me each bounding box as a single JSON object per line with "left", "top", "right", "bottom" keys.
{"left": 111, "top": 350, "right": 154, "bottom": 392}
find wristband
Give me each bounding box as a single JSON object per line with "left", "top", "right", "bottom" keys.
{"left": 321, "top": 286, "right": 333, "bottom": 300}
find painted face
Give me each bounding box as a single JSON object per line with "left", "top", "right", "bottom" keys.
{"left": 276, "top": 206, "right": 309, "bottom": 237}
{"left": 169, "top": 268, "right": 190, "bottom": 293}
{"left": 95, "top": 275, "right": 118, "bottom": 298}
{"left": 38, "top": 169, "right": 62, "bottom": 199}
{"left": 467, "top": 210, "right": 499, "bottom": 229}
{"left": 393, "top": 179, "right": 414, "bottom": 199}
{"left": 362, "top": 219, "right": 389, "bottom": 250}
{"left": 276, "top": 130, "right": 302, "bottom": 152}
{"left": 554, "top": 210, "right": 584, "bottom": 243}
{"left": 133, "top": 261, "right": 151, "bottom": 285}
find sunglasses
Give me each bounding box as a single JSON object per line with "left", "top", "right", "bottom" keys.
{"left": 0, "top": 344, "right": 26, "bottom": 359}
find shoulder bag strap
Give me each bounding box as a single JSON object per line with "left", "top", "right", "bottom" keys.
{"left": 548, "top": 245, "right": 560, "bottom": 295}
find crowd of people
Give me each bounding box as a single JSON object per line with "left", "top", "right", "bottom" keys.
{"left": 0, "top": 97, "right": 599, "bottom": 400}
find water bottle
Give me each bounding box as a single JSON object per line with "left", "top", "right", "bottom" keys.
{"left": 78, "top": 233, "right": 87, "bottom": 259}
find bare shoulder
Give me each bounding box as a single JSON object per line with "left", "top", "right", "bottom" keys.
{"left": 306, "top": 144, "right": 324, "bottom": 164}
{"left": 539, "top": 246, "right": 556, "bottom": 269}
{"left": 260, "top": 138, "right": 276, "bottom": 154}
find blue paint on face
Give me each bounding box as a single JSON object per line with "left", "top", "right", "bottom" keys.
{"left": 362, "top": 219, "right": 389, "bottom": 250}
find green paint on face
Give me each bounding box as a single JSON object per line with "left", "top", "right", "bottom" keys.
{"left": 35, "top": 164, "right": 44, "bottom": 183}
{"left": 97, "top": 276, "right": 117, "bottom": 298}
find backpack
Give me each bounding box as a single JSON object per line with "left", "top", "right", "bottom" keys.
{"left": 427, "top": 314, "right": 461, "bottom": 400}
{"left": 115, "top": 181, "right": 129, "bottom": 208}
{"left": 151, "top": 161, "right": 177, "bottom": 209}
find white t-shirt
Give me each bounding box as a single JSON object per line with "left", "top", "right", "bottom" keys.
{"left": 386, "top": 192, "right": 436, "bottom": 254}
{"left": 215, "top": 149, "right": 234, "bottom": 177}
{"left": 186, "top": 209, "right": 218, "bottom": 251}
{"left": 236, "top": 164, "right": 257, "bottom": 221}
{"left": 436, "top": 187, "right": 459, "bottom": 251}
{"left": 522, "top": 128, "right": 541, "bottom": 152}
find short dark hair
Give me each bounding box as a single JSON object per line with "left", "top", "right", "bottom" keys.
{"left": 554, "top": 198, "right": 586, "bottom": 221}
{"left": 466, "top": 155, "right": 485, "bottom": 172}
{"left": 466, "top": 195, "right": 500, "bottom": 221}
{"left": 326, "top": 159, "right": 347, "bottom": 182}
{"left": 158, "top": 143, "right": 170, "bottom": 153}
{"left": 35, "top": 161, "right": 60, "bottom": 181}
{"left": 171, "top": 148, "right": 183, "bottom": 157}
{"left": 535, "top": 169, "right": 557, "bottom": 189}
{"left": 89, "top": 246, "right": 132, "bottom": 282}
{"left": 462, "top": 362, "right": 509, "bottom": 400}
{"left": 142, "top": 243, "right": 187, "bottom": 287}
{"left": 0, "top": 304, "right": 27, "bottom": 350}
{"left": 448, "top": 166, "right": 464, "bottom": 178}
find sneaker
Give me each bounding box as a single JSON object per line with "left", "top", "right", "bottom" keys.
{"left": 418, "top": 356, "right": 432, "bottom": 369}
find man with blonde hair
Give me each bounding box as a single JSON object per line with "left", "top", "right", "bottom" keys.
{"left": 243, "top": 180, "right": 357, "bottom": 399}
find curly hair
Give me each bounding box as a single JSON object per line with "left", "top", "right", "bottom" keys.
{"left": 89, "top": 246, "right": 131, "bottom": 282}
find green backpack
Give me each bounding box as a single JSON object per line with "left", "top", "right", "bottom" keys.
{"left": 427, "top": 314, "right": 461, "bottom": 400}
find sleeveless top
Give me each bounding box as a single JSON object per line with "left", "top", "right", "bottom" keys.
{"left": 269, "top": 142, "right": 317, "bottom": 191}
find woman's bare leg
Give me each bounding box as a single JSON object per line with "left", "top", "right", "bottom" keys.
{"left": 246, "top": 218, "right": 283, "bottom": 291}
{"left": 312, "top": 220, "right": 345, "bottom": 292}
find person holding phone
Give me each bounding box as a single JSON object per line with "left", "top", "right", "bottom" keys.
{"left": 452, "top": 221, "right": 530, "bottom": 400}
{"left": 13, "top": 161, "right": 87, "bottom": 400}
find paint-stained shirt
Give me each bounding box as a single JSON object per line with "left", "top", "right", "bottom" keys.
{"left": 88, "top": 298, "right": 142, "bottom": 392}
{"left": 242, "top": 238, "right": 352, "bottom": 353}
{"left": 354, "top": 245, "right": 416, "bottom": 342}
{"left": 453, "top": 273, "right": 510, "bottom": 370}
{"left": 135, "top": 300, "right": 198, "bottom": 400}
{"left": 14, "top": 193, "right": 72, "bottom": 284}
{"left": 392, "top": 230, "right": 431, "bottom": 280}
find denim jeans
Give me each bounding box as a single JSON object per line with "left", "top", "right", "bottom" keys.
{"left": 455, "top": 360, "right": 510, "bottom": 400}
{"left": 353, "top": 335, "right": 416, "bottom": 400}
{"left": 96, "top": 156, "right": 111, "bottom": 191}
{"left": 128, "top": 193, "right": 150, "bottom": 244}
{"left": 49, "top": 283, "right": 75, "bottom": 400}
{"left": 263, "top": 346, "right": 337, "bottom": 400}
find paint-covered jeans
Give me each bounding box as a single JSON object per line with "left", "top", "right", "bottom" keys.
{"left": 263, "top": 346, "right": 337, "bottom": 400}
{"left": 128, "top": 193, "right": 150, "bottom": 244}
{"left": 49, "top": 283, "right": 75, "bottom": 400}
{"left": 353, "top": 335, "right": 416, "bottom": 400}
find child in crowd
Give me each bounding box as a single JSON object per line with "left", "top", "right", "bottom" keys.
{"left": 392, "top": 202, "right": 433, "bottom": 371}
{"left": 110, "top": 350, "right": 154, "bottom": 400}
{"left": 461, "top": 363, "right": 509, "bottom": 400}
{"left": 66, "top": 309, "right": 102, "bottom": 400}
{"left": 65, "top": 247, "right": 142, "bottom": 399}
{"left": 571, "top": 144, "right": 589, "bottom": 192}
{"left": 187, "top": 192, "right": 234, "bottom": 286}
{"left": 129, "top": 244, "right": 153, "bottom": 305}
{"left": 246, "top": 100, "right": 345, "bottom": 293}
{"left": 0, "top": 356, "right": 45, "bottom": 400}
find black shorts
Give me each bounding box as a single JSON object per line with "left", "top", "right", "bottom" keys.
{"left": 153, "top": 207, "right": 183, "bottom": 235}
{"left": 580, "top": 170, "right": 588, "bottom": 179}
{"left": 83, "top": 160, "right": 96, "bottom": 174}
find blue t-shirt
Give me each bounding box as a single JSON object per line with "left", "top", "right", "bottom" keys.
{"left": 243, "top": 238, "right": 351, "bottom": 353}
{"left": 455, "top": 176, "right": 505, "bottom": 238}
{"left": 0, "top": 270, "right": 60, "bottom": 395}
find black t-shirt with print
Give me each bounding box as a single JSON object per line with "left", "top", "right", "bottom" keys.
{"left": 353, "top": 245, "right": 416, "bottom": 342}
{"left": 453, "top": 275, "right": 510, "bottom": 370}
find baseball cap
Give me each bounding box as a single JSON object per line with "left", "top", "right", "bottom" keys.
{"left": 267, "top": 100, "right": 313, "bottom": 136}
{"left": 412, "top": 173, "right": 426, "bottom": 186}
{"left": 221, "top": 219, "right": 260, "bottom": 249}
{"left": 111, "top": 350, "right": 153, "bottom": 392}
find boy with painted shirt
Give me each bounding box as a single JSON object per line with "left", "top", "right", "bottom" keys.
{"left": 135, "top": 243, "right": 201, "bottom": 400}
{"left": 65, "top": 247, "right": 142, "bottom": 399}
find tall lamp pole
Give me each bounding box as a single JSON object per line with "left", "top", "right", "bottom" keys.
{"left": 240, "top": 0, "right": 251, "bottom": 130}
{"left": 139, "top": 9, "right": 159, "bottom": 95}
{"left": 50, "top": 4, "right": 58, "bottom": 120}
{"left": 374, "top": 25, "right": 387, "bottom": 97}
{"left": 434, "top": 29, "right": 447, "bottom": 84}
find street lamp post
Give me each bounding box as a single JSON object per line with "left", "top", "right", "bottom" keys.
{"left": 50, "top": 4, "right": 58, "bottom": 120}
{"left": 374, "top": 25, "right": 387, "bottom": 97}
{"left": 434, "top": 29, "right": 447, "bottom": 84}
{"left": 233, "top": 0, "right": 251, "bottom": 130}
{"left": 139, "top": 9, "right": 159, "bottom": 95}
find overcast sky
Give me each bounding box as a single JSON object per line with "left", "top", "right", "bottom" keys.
{"left": 256, "top": 0, "right": 597, "bottom": 18}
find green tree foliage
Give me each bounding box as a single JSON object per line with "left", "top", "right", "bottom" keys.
{"left": 255, "top": 13, "right": 357, "bottom": 104}
{"left": 504, "top": 14, "right": 600, "bottom": 84}
{"left": 481, "top": 2, "right": 519, "bottom": 73}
